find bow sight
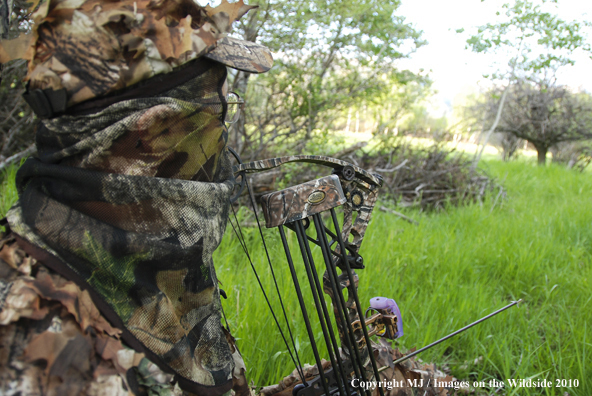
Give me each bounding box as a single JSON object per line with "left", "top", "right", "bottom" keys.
{"left": 230, "top": 153, "right": 520, "bottom": 396}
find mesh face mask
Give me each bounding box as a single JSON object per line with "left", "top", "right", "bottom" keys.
{"left": 8, "top": 59, "right": 237, "bottom": 395}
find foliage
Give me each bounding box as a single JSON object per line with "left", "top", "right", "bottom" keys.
{"left": 395, "top": 103, "right": 447, "bottom": 136}
{"left": 550, "top": 141, "right": 592, "bottom": 171}
{"left": 498, "top": 131, "right": 523, "bottom": 161}
{"left": 463, "top": 0, "right": 592, "bottom": 80}
{"left": 459, "top": 0, "right": 592, "bottom": 168}
{"left": 356, "top": 137, "right": 500, "bottom": 211}
{"left": 228, "top": 0, "right": 430, "bottom": 160}
{"left": 215, "top": 159, "right": 592, "bottom": 394}
{"left": 243, "top": 136, "right": 500, "bottom": 212}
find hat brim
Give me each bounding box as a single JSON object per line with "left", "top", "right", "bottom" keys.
{"left": 204, "top": 36, "right": 273, "bottom": 74}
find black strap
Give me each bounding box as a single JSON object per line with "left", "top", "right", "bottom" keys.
{"left": 22, "top": 57, "right": 217, "bottom": 118}
{"left": 66, "top": 57, "right": 216, "bottom": 116}
{"left": 22, "top": 87, "right": 67, "bottom": 119}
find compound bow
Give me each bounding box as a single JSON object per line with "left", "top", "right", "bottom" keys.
{"left": 230, "top": 153, "right": 519, "bottom": 396}
{"left": 230, "top": 154, "right": 402, "bottom": 396}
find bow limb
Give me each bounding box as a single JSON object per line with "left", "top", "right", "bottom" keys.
{"left": 233, "top": 155, "right": 383, "bottom": 187}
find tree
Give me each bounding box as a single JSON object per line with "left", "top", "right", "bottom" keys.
{"left": 1, "top": 0, "right": 38, "bottom": 171}
{"left": 481, "top": 79, "right": 592, "bottom": 165}
{"left": 228, "top": 0, "right": 428, "bottom": 159}
{"left": 0, "top": 59, "right": 36, "bottom": 172}
{"left": 460, "top": 0, "right": 592, "bottom": 166}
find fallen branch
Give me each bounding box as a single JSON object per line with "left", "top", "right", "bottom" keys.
{"left": 375, "top": 159, "right": 409, "bottom": 173}
{"left": 379, "top": 206, "right": 419, "bottom": 225}
{"left": 0, "top": 144, "right": 35, "bottom": 173}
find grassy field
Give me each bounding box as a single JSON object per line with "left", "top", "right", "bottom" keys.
{"left": 1, "top": 158, "right": 590, "bottom": 395}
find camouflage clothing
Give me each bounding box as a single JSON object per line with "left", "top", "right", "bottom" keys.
{"left": 0, "top": 230, "right": 251, "bottom": 396}
{"left": 1, "top": 0, "right": 272, "bottom": 110}
{"left": 7, "top": 59, "right": 239, "bottom": 395}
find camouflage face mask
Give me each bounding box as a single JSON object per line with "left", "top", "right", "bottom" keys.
{"left": 8, "top": 59, "right": 237, "bottom": 395}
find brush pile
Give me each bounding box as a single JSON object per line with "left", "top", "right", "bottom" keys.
{"left": 354, "top": 141, "right": 501, "bottom": 211}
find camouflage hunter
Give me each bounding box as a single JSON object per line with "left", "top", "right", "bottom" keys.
{"left": 1, "top": 0, "right": 273, "bottom": 394}
{"left": 7, "top": 61, "right": 239, "bottom": 395}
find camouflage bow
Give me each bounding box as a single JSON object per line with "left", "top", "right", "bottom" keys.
{"left": 233, "top": 154, "right": 397, "bottom": 396}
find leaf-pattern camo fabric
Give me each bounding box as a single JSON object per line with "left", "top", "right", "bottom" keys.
{"left": 10, "top": 0, "right": 266, "bottom": 107}
{"left": 7, "top": 59, "right": 236, "bottom": 395}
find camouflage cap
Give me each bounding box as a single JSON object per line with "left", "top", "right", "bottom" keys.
{"left": 0, "top": 0, "right": 272, "bottom": 109}
{"left": 205, "top": 36, "right": 273, "bottom": 74}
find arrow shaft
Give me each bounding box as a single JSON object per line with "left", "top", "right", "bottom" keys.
{"left": 380, "top": 299, "right": 522, "bottom": 371}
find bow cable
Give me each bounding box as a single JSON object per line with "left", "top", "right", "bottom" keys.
{"left": 245, "top": 174, "right": 309, "bottom": 383}
{"left": 227, "top": 204, "right": 307, "bottom": 385}
{"left": 226, "top": 150, "right": 308, "bottom": 385}
{"left": 311, "top": 214, "right": 371, "bottom": 393}
{"left": 330, "top": 209, "right": 385, "bottom": 396}
{"left": 293, "top": 220, "right": 351, "bottom": 396}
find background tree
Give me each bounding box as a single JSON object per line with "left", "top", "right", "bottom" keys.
{"left": 0, "top": 0, "right": 37, "bottom": 172}
{"left": 460, "top": 0, "right": 591, "bottom": 166}
{"left": 479, "top": 79, "right": 592, "bottom": 165}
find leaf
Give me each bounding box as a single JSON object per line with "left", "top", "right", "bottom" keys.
{"left": 0, "top": 278, "right": 49, "bottom": 324}
{"left": 78, "top": 231, "right": 148, "bottom": 323}
{"left": 271, "top": 350, "right": 283, "bottom": 361}
{"left": 23, "top": 330, "right": 71, "bottom": 373}
{"left": 205, "top": 0, "right": 255, "bottom": 25}
{"left": 25, "top": 267, "right": 121, "bottom": 337}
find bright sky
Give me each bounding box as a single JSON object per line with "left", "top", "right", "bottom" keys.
{"left": 396, "top": 0, "right": 592, "bottom": 116}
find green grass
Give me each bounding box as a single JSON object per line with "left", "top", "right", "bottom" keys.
{"left": 2, "top": 159, "right": 590, "bottom": 395}
{"left": 0, "top": 162, "right": 19, "bottom": 219}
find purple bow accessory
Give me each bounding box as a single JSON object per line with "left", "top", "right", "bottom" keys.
{"left": 370, "top": 297, "right": 404, "bottom": 338}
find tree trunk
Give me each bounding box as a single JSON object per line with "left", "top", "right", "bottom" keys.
{"left": 229, "top": 71, "right": 250, "bottom": 155}
{"left": 536, "top": 145, "right": 548, "bottom": 165}
{"left": 228, "top": 7, "right": 260, "bottom": 158}
{"left": 471, "top": 86, "right": 510, "bottom": 171}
